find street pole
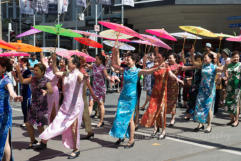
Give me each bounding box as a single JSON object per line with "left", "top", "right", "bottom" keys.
{"left": 43, "top": 15, "right": 46, "bottom": 47}
{"left": 19, "top": 1, "right": 22, "bottom": 40}
{"left": 8, "top": 23, "right": 12, "bottom": 42}
{"left": 95, "top": 3, "right": 98, "bottom": 56}
{"left": 0, "top": 0, "right": 2, "bottom": 40}
{"left": 121, "top": 0, "right": 124, "bottom": 25}
{"left": 33, "top": 13, "right": 36, "bottom": 46}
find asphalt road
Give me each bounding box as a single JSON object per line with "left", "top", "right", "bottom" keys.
{"left": 11, "top": 91, "right": 241, "bottom": 161}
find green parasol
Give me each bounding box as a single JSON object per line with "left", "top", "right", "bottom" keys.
{"left": 33, "top": 24, "right": 83, "bottom": 38}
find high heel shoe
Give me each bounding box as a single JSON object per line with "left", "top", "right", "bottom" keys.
{"left": 204, "top": 127, "right": 212, "bottom": 133}
{"left": 232, "top": 121, "right": 239, "bottom": 127}
{"left": 114, "top": 138, "right": 125, "bottom": 145}
{"left": 81, "top": 132, "right": 94, "bottom": 140}
{"left": 124, "top": 141, "right": 135, "bottom": 149}
{"left": 151, "top": 128, "right": 160, "bottom": 137}
{"left": 96, "top": 122, "right": 104, "bottom": 128}
{"left": 226, "top": 120, "right": 235, "bottom": 126}
{"left": 27, "top": 140, "right": 38, "bottom": 149}
{"left": 193, "top": 125, "right": 204, "bottom": 132}
{"left": 67, "top": 150, "right": 80, "bottom": 159}
{"left": 157, "top": 133, "right": 166, "bottom": 140}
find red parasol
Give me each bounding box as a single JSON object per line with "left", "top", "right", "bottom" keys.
{"left": 74, "top": 37, "right": 103, "bottom": 48}
{"left": 0, "top": 40, "right": 17, "bottom": 50}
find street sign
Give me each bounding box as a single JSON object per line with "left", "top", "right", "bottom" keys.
{"left": 94, "top": 25, "right": 100, "bottom": 32}
{"left": 229, "top": 23, "right": 241, "bottom": 28}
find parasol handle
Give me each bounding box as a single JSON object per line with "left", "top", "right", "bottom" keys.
{"left": 182, "top": 37, "right": 186, "bottom": 50}
{"left": 218, "top": 37, "right": 222, "bottom": 53}
{"left": 148, "top": 45, "right": 152, "bottom": 53}
{"left": 144, "top": 44, "right": 147, "bottom": 54}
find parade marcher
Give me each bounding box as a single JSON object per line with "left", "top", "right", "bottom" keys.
{"left": 88, "top": 53, "right": 114, "bottom": 128}
{"left": 15, "top": 63, "right": 53, "bottom": 149}
{"left": 19, "top": 58, "right": 32, "bottom": 127}
{"left": 190, "top": 47, "right": 223, "bottom": 133}
{"left": 166, "top": 53, "right": 183, "bottom": 127}
{"left": 79, "top": 56, "right": 98, "bottom": 140}
{"left": 225, "top": 51, "right": 241, "bottom": 127}
{"left": 140, "top": 53, "right": 155, "bottom": 110}
{"left": 40, "top": 52, "right": 60, "bottom": 123}
{"left": 38, "top": 53, "right": 84, "bottom": 159}
{"left": 141, "top": 48, "right": 184, "bottom": 140}
{"left": 0, "top": 57, "right": 22, "bottom": 161}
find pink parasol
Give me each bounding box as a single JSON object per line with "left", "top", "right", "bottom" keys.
{"left": 56, "top": 50, "right": 72, "bottom": 59}
{"left": 146, "top": 29, "right": 177, "bottom": 41}
{"left": 130, "top": 40, "right": 155, "bottom": 46}
{"left": 0, "top": 51, "right": 30, "bottom": 57}
{"left": 140, "top": 34, "right": 172, "bottom": 50}
{"left": 68, "top": 50, "right": 96, "bottom": 62}
{"left": 16, "top": 27, "right": 42, "bottom": 38}
{"left": 98, "top": 21, "right": 142, "bottom": 39}
{"left": 226, "top": 35, "right": 241, "bottom": 42}
{"left": 72, "top": 30, "right": 100, "bottom": 37}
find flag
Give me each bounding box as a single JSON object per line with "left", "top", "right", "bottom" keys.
{"left": 19, "top": 0, "right": 34, "bottom": 15}
{"left": 96, "top": 0, "right": 112, "bottom": 5}
{"left": 31, "top": 0, "right": 49, "bottom": 14}
{"left": 58, "top": 0, "right": 69, "bottom": 14}
{"left": 76, "top": 0, "right": 86, "bottom": 8}
{"left": 122, "top": 0, "right": 134, "bottom": 7}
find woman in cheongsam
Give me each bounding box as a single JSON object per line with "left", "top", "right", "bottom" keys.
{"left": 225, "top": 51, "right": 241, "bottom": 127}
{"left": 88, "top": 53, "right": 113, "bottom": 128}
{"left": 16, "top": 63, "right": 53, "bottom": 149}
{"left": 0, "top": 57, "right": 22, "bottom": 161}
{"left": 190, "top": 49, "right": 224, "bottom": 133}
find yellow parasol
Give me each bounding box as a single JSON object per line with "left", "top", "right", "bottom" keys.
{"left": 10, "top": 40, "right": 42, "bottom": 52}
{"left": 99, "top": 29, "right": 133, "bottom": 40}
{"left": 215, "top": 33, "right": 234, "bottom": 53}
{"left": 179, "top": 26, "right": 217, "bottom": 46}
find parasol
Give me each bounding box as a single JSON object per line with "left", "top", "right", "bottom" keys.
{"left": 0, "top": 51, "right": 30, "bottom": 57}
{"left": 146, "top": 29, "right": 177, "bottom": 41}
{"left": 0, "top": 40, "right": 17, "bottom": 50}
{"left": 33, "top": 24, "right": 82, "bottom": 38}
{"left": 16, "top": 27, "right": 42, "bottom": 38}
{"left": 140, "top": 34, "right": 172, "bottom": 50}
{"left": 74, "top": 37, "right": 103, "bottom": 48}
{"left": 98, "top": 21, "right": 142, "bottom": 39}
{"left": 103, "top": 40, "right": 135, "bottom": 51}
{"left": 10, "top": 40, "right": 42, "bottom": 52}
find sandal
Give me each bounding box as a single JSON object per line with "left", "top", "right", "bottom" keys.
{"left": 68, "top": 150, "right": 80, "bottom": 159}
{"left": 27, "top": 140, "right": 38, "bottom": 149}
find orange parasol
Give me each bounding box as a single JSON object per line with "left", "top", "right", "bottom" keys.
{"left": 10, "top": 40, "right": 42, "bottom": 52}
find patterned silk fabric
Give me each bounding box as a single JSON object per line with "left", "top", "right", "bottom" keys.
{"left": 167, "top": 64, "right": 182, "bottom": 114}
{"left": 109, "top": 66, "right": 140, "bottom": 139}
{"left": 225, "top": 62, "right": 241, "bottom": 115}
{"left": 193, "top": 63, "right": 216, "bottom": 124}
{"left": 141, "top": 68, "right": 169, "bottom": 128}
{"left": 0, "top": 74, "right": 13, "bottom": 161}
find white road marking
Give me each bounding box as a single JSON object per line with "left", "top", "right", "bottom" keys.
{"left": 12, "top": 108, "right": 22, "bottom": 112}
{"left": 135, "top": 131, "right": 241, "bottom": 156}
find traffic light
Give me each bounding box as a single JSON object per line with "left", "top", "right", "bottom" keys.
{"left": 10, "top": 31, "right": 16, "bottom": 42}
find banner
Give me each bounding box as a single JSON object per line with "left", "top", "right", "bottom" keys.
{"left": 31, "top": 0, "right": 49, "bottom": 14}
{"left": 58, "top": 0, "right": 69, "bottom": 14}
{"left": 19, "top": 0, "right": 34, "bottom": 15}
{"left": 122, "top": 0, "right": 134, "bottom": 7}
{"left": 76, "top": 0, "right": 86, "bottom": 8}
{"left": 96, "top": 0, "right": 112, "bottom": 5}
